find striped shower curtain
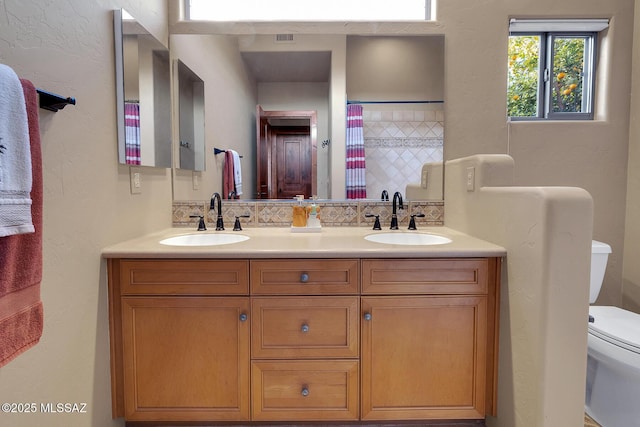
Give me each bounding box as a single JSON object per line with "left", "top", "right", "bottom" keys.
{"left": 346, "top": 104, "right": 367, "bottom": 199}
{"left": 124, "top": 101, "right": 141, "bottom": 165}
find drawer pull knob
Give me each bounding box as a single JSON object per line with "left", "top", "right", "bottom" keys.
{"left": 301, "top": 324, "right": 310, "bottom": 333}
{"left": 301, "top": 387, "right": 310, "bottom": 397}
{"left": 300, "top": 273, "right": 309, "bottom": 283}
{"left": 239, "top": 313, "right": 248, "bottom": 322}
{"left": 364, "top": 312, "right": 372, "bottom": 321}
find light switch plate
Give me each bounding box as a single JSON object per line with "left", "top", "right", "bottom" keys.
{"left": 466, "top": 167, "right": 475, "bottom": 192}
{"left": 130, "top": 167, "right": 142, "bottom": 194}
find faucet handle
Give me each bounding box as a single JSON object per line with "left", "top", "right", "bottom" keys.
{"left": 233, "top": 214, "right": 251, "bottom": 231}
{"left": 365, "top": 214, "right": 382, "bottom": 230}
{"left": 408, "top": 213, "right": 426, "bottom": 230}
{"left": 189, "top": 215, "right": 207, "bottom": 231}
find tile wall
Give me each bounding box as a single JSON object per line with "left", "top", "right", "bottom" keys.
{"left": 363, "top": 108, "right": 444, "bottom": 198}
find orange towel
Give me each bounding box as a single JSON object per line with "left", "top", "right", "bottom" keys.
{"left": 0, "top": 79, "right": 43, "bottom": 367}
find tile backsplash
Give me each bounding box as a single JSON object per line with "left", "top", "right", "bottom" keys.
{"left": 173, "top": 200, "right": 444, "bottom": 229}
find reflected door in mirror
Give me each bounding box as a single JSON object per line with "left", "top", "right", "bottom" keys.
{"left": 256, "top": 107, "right": 317, "bottom": 199}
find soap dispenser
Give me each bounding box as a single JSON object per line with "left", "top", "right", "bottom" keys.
{"left": 292, "top": 195, "right": 307, "bottom": 227}
{"left": 307, "top": 196, "right": 321, "bottom": 228}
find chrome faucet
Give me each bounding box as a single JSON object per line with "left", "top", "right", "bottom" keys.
{"left": 390, "top": 191, "right": 404, "bottom": 229}
{"left": 210, "top": 192, "right": 224, "bottom": 230}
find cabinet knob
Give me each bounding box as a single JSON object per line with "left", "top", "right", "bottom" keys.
{"left": 239, "top": 313, "right": 248, "bottom": 322}
{"left": 300, "top": 273, "right": 309, "bottom": 283}
{"left": 364, "top": 312, "right": 372, "bottom": 321}
{"left": 301, "top": 387, "right": 310, "bottom": 397}
{"left": 301, "top": 324, "right": 310, "bottom": 333}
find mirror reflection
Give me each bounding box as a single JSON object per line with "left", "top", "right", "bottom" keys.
{"left": 176, "top": 60, "right": 205, "bottom": 171}
{"left": 114, "top": 9, "right": 171, "bottom": 168}
{"left": 170, "top": 33, "right": 444, "bottom": 200}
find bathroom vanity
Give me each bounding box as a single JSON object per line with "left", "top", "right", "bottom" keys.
{"left": 103, "top": 227, "right": 505, "bottom": 424}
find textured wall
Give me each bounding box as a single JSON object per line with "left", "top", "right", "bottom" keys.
{"left": 0, "top": 1, "right": 171, "bottom": 426}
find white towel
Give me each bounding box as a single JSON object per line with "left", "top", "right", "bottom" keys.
{"left": 0, "top": 64, "right": 33, "bottom": 237}
{"left": 230, "top": 149, "right": 242, "bottom": 196}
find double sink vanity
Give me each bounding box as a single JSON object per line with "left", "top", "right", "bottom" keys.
{"left": 103, "top": 226, "right": 505, "bottom": 424}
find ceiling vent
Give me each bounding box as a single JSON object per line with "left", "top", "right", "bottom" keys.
{"left": 275, "top": 34, "right": 295, "bottom": 43}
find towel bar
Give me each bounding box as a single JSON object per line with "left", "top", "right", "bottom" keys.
{"left": 36, "top": 89, "right": 76, "bottom": 112}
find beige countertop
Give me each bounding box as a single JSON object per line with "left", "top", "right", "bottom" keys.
{"left": 102, "top": 226, "right": 506, "bottom": 259}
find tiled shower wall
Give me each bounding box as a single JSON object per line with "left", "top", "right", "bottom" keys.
{"left": 363, "top": 108, "right": 444, "bottom": 198}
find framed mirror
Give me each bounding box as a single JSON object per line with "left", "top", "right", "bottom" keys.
{"left": 114, "top": 9, "right": 172, "bottom": 168}
{"left": 175, "top": 60, "right": 205, "bottom": 171}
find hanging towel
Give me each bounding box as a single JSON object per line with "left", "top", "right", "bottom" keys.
{"left": 124, "top": 102, "right": 141, "bottom": 165}
{"left": 223, "top": 150, "right": 235, "bottom": 199}
{"left": 0, "top": 78, "right": 43, "bottom": 367}
{"left": 0, "top": 64, "right": 33, "bottom": 236}
{"left": 230, "top": 149, "right": 242, "bottom": 196}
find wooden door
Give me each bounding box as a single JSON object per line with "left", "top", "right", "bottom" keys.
{"left": 256, "top": 106, "right": 317, "bottom": 199}
{"left": 121, "top": 297, "right": 250, "bottom": 422}
{"left": 360, "top": 296, "right": 487, "bottom": 420}
{"left": 276, "top": 129, "right": 311, "bottom": 199}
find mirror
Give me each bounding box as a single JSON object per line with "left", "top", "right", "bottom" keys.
{"left": 114, "top": 9, "right": 171, "bottom": 168}
{"left": 175, "top": 60, "right": 205, "bottom": 171}
{"left": 169, "top": 33, "right": 444, "bottom": 200}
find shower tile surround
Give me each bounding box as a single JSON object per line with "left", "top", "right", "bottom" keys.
{"left": 172, "top": 200, "right": 444, "bottom": 228}
{"left": 363, "top": 108, "right": 444, "bottom": 198}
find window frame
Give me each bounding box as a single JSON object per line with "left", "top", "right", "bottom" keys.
{"left": 508, "top": 28, "right": 600, "bottom": 121}
{"left": 185, "top": 0, "right": 435, "bottom": 22}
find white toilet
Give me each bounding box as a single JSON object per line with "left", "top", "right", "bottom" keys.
{"left": 585, "top": 240, "right": 640, "bottom": 427}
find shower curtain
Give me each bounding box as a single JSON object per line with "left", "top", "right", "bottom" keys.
{"left": 345, "top": 104, "right": 367, "bottom": 198}
{"left": 124, "top": 101, "right": 141, "bottom": 165}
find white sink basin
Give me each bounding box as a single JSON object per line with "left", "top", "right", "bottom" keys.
{"left": 364, "top": 232, "right": 452, "bottom": 246}
{"left": 159, "top": 233, "right": 249, "bottom": 246}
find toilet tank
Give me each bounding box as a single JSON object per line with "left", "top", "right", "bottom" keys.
{"left": 590, "top": 240, "right": 612, "bottom": 303}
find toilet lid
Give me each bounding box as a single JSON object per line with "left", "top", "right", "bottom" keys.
{"left": 589, "top": 306, "right": 640, "bottom": 354}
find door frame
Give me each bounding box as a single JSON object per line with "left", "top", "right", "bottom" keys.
{"left": 256, "top": 106, "right": 317, "bottom": 199}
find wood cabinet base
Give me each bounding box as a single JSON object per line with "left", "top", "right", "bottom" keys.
{"left": 108, "top": 257, "right": 500, "bottom": 424}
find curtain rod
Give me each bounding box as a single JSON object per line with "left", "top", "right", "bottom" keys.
{"left": 347, "top": 100, "right": 444, "bottom": 105}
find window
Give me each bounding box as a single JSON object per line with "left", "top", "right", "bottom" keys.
{"left": 186, "top": 0, "right": 435, "bottom": 22}
{"left": 507, "top": 19, "right": 608, "bottom": 120}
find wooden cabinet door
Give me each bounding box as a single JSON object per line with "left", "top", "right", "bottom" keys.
{"left": 121, "top": 297, "right": 250, "bottom": 422}
{"left": 361, "top": 296, "right": 487, "bottom": 421}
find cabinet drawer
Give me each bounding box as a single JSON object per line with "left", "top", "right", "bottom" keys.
{"left": 250, "top": 259, "right": 359, "bottom": 295}
{"left": 251, "top": 360, "right": 359, "bottom": 421}
{"left": 119, "top": 259, "right": 249, "bottom": 295}
{"left": 362, "top": 258, "right": 490, "bottom": 295}
{"left": 252, "top": 297, "right": 359, "bottom": 359}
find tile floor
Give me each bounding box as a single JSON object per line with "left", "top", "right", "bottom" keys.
{"left": 585, "top": 413, "right": 601, "bottom": 426}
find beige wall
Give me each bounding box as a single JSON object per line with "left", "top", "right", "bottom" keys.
{"left": 0, "top": 1, "right": 171, "bottom": 426}
{"left": 171, "top": 34, "right": 257, "bottom": 201}
{"left": 438, "top": 0, "right": 634, "bottom": 308}
{"left": 446, "top": 154, "right": 593, "bottom": 427}
{"left": 623, "top": 1, "right": 640, "bottom": 312}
